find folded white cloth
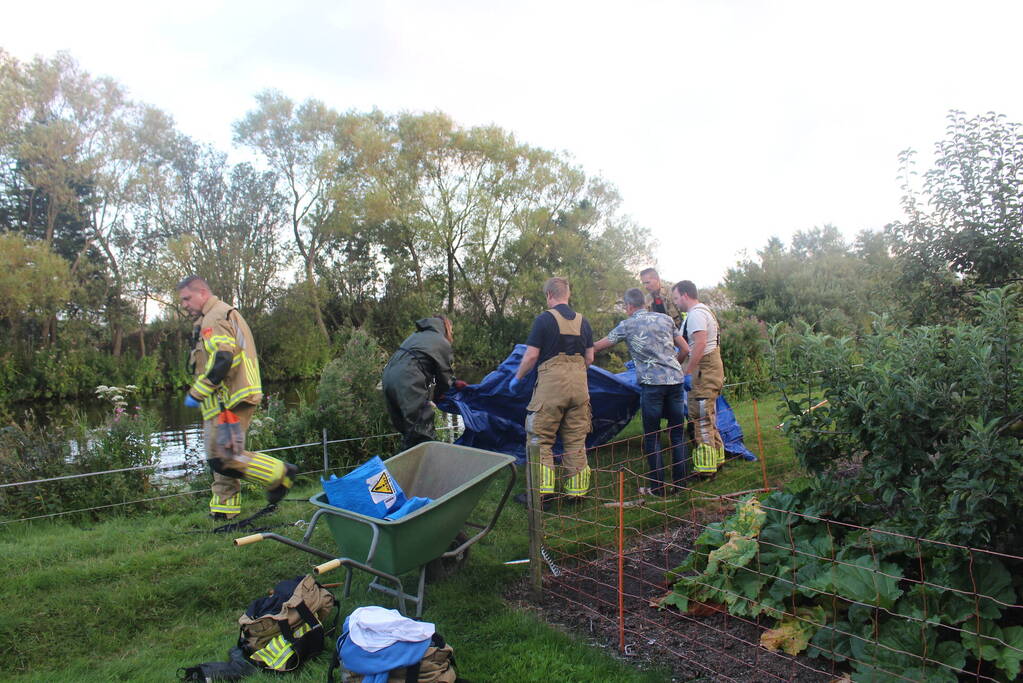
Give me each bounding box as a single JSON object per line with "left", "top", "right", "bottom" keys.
{"left": 347, "top": 606, "right": 436, "bottom": 653}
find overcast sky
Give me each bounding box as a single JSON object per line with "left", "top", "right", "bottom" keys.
{"left": 4, "top": 0, "right": 1022, "bottom": 287}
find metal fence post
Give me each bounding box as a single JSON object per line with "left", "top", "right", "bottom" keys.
{"left": 527, "top": 453, "right": 543, "bottom": 598}
{"left": 322, "top": 428, "right": 329, "bottom": 475}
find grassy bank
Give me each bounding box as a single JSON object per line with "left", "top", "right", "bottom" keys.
{"left": 0, "top": 395, "right": 795, "bottom": 682}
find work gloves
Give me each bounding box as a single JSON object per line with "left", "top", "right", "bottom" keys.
{"left": 184, "top": 394, "right": 201, "bottom": 408}
{"left": 509, "top": 376, "right": 521, "bottom": 391}
{"left": 683, "top": 374, "right": 693, "bottom": 392}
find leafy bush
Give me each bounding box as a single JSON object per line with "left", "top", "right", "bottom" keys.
{"left": 770, "top": 286, "right": 1023, "bottom": 552}
{"left": 665, "top": 492, "right": 1023, "bottom": 681}
{"left": 717, "top": 311, "right": 770, "bottom": 398}
{"left": 248, "top": 327, "right": 396, "bottom": 472}
{"left": 0, "top": 386, "right": 160, "bottom": 521}
{"left": 665, "top": 285, "right": 1023, "bottom": 680}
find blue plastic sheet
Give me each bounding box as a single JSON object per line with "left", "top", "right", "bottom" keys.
{"left": 436, "top": 344, "right": 756, "bottom": 464}
{"left": 322, "top": 456, "right": 408, "bottom": 518}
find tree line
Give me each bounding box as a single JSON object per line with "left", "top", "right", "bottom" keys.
{"left": 2, "top": 50, "right": 1021, "bottom": 406}
{"left": 0, "top": 50, "right": 649, "bottom": 403}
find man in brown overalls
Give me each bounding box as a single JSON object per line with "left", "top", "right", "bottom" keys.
{"left": 671, "top": 280, "right": 726, "bottom": 476}
{"left": 510, "top": 277, "right": 595, "bottom": 506}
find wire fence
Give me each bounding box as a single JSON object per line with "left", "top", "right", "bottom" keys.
{"left": 0, "top": 414, "right": 462, "bottom": 526}
{"left": 530, "top": 415, "right": 1023, "bottom": 682}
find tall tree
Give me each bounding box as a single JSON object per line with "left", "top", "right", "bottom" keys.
{"left": 889, "top": 110, "right": 1023, "bottom": 321}
{"left": 0, "top": 51, "right": 181, "bottom": 352}
{"left": 158, "top": 147, "right": 292, "bottom": 317}
{"left": 234, "top": 91, "right": 354, "bottom": 341}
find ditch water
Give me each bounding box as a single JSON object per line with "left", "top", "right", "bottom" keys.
{"left": 12, "top": 380, "right": 319, "bottom": 479}
{"left": 15, "top": 374, "right": 471, "bottom": 480}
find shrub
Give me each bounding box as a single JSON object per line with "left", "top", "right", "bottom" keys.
{"left": 717, "top": 311, "right": 770, "bottom": 398}
{"left": 770, "top": 286, "right": 1023, "bottom": 551}
{"left": 248, "top": 327, "right": 395, "bottom": 473}
{"left": 0, "top": 386, "right": 160, "bottom": 521}
{"left": 665, "top": 492, "right": 1023, "bottom": 681}
{"left": 664, "top": 285, "right": 1023, "bottom": 680}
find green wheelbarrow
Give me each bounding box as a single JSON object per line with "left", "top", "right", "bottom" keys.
{"left": 234, "top": 442, "right": 516, "bottom": 617}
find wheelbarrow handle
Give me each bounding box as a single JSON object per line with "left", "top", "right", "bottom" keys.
{"left": 314, "top": 558, "right": 342, "bottom": 575}
{"left": 233, "top": 533, "right": 265, "bottom": 546}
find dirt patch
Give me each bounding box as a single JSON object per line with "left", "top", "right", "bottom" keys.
{"left": 510, "top": 520, "right": 839, "bottom": 682}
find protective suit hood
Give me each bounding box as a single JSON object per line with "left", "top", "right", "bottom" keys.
{"left": 414, "top": 317, "right": 447, "bottom": 335}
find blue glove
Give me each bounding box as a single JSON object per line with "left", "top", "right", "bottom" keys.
{"left": 683, "top": 374, "right": 693, "bottom": 392}
{"left": 509, "top": 376, "right": 521, "bottom": 391}
{"left": 184, "top": 394, "right": 201, "bottom": 408}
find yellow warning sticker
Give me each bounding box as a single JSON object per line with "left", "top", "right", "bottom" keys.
{"left": 371, "top": 472, "right": 394, "bottom": 495}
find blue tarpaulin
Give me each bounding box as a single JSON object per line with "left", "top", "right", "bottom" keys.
{"left": 436, "top": 344, "right": 756, "bottom": 464}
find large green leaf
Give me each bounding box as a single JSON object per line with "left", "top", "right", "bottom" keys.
{"left": 942, "top": 557, "right": 1016, "bottom": 622}
{"left": 960, "top": 620, "right": 1023, "bottom": 680}
{"left": 820, "top": 554, "right": 904, "bottom": 610}
{"left": 850, "top": 618, "right": 964, "bottom": 683}
{"left": 705, "top": 532, "right": 759, "bottom": 574}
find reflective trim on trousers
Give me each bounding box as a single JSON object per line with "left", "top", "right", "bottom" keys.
{"left": 564, "top": 465, "right": 591, "bottom": 496}
{"left": 209, "top": 492, "right": 241, "bottom": 514}
{"left": 693, "top": 443, "right": 719, "bottom": 474}
{"left": 242, "top": 452, "right": 286, "bottom": 487}
{"left": 538, "top": 464, "right": 556, "bottom": 494}
{"left": 695, "top": 398, "right": 713, "bottom": 444}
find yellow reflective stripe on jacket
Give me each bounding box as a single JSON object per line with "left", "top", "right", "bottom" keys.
{"left": 228, "top": 384, "right": 262, "bottom": 407}
{"left": 252, "top": 622, "right": 314, "bottom": 671}
{"left": 204, "top": 334, "right": 237, "bottom": 353}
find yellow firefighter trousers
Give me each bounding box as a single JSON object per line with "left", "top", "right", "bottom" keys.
{"left": 525, "top": 354, "right": 592, "bottom": 497}
{"left": 203, "top": 403, "right": 287, "bottom": 516}
{"left": 688, "top": 348, "right": 725, "bottom": 475}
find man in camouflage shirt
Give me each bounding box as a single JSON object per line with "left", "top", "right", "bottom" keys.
{"left": 640, "top": 267, "right": 683, "bottom": 327}
{"left": 594, "top": 288, "right": 691, "bottom": 494}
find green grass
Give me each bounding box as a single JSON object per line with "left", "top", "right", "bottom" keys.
{"left": 0, "top": 395, "right": 798, "bottom": 682}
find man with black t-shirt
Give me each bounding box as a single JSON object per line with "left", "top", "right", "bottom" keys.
{"left": 510, "top": 277, "right": 594, "bottom": 506}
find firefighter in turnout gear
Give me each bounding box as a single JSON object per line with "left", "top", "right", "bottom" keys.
{"left": 512, "top": 277, "right": 595, "bottom": 508}
{"left": 178, "top": 276, "right": 297, "bottom": 519}
{"left": 671, "top": 280, "right": 726, "bottom": 476}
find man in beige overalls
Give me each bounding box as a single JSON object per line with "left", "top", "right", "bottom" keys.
{"left": 178, "top": 276, "right": 297, "bottom": 518}
{"left": 511, "top": 277, "right": 595, "bottom": 506}
{"left": 671, "top": 280, "right": 726, "bottom": 476}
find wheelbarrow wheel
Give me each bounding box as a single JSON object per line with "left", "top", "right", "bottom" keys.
{"left": 425, "top": 532, "right": 470, "bottom": 582}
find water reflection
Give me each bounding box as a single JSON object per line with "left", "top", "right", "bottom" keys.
{"left": 15, "top": 377, "right": 468, "bottom": 481}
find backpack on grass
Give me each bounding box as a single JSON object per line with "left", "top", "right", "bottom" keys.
{"left": 238, "top": 574, "right": 337, "bottom": 672}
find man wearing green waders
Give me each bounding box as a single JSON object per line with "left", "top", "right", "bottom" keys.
{"left": 178, "top": 276, "right": 297, "bottom": 519}
{"left": 381, "top": 315, "right": 467, "bottom": 450}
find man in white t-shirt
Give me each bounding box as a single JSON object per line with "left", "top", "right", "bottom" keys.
{"left": 671, "top": 280, "right": 725, "bottom": 476}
